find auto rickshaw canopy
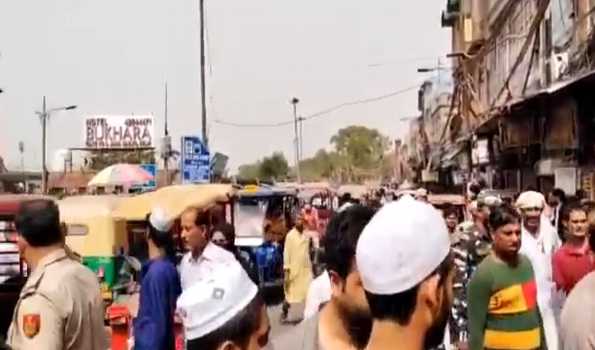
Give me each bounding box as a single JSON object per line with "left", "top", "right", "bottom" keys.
{"left": 113, "top": 183, "right": 235, "bottom": 222}
{"left": 58, "top": 195, "right": 128, "bottom": 257}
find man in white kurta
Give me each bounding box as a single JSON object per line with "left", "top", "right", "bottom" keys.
{"left": 517, "top": 191, "right": 562, "bottom": 350}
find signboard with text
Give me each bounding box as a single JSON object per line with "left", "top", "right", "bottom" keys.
{"left": 84, "top": 115, "right": 154, "bottom": 149}
{"left": 181, "top": 136, "right": 210, "bottom": 184}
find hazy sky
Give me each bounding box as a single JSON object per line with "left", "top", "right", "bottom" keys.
{"left": 0, "top": 0, "right": 449, "bottom": 172}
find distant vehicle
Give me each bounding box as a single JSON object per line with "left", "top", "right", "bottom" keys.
{"left": 235, "top": 185, "right": 298, "bottom": 289}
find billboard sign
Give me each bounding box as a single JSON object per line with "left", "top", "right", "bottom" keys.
{"left": 181, "top": 136, "right": 210, "bottom": 184}
{"left": 84, "top": 115, "right": 154, "bottom": 149}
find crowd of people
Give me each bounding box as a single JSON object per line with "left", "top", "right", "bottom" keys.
{"left": 4, "top": 184, "right": 595, "bottom": 350}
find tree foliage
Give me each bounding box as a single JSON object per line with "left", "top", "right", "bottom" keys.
{"left": 238, "top": 152, "right": 289, "bottom": 181}
{"left": 330, "top": 126, "right": 390, "bottom": 169}
{"left": 260, "top": 152, "right": 289, "bottom": 180}
{"left": 237, "top": 125, "right": 391, "bottom": 183}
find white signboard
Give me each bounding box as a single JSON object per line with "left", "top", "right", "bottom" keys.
{"left": 84, "top": 115, "right": 154, "bottom": 149}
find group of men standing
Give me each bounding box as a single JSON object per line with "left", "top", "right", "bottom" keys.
{"left": 450, "top": 188, "right": 595, "bottom": 350}
{"left": 276, "top": 186, "right": 595, "bottom": 350}
{"left": 6, "top": 185, "right": 595, "bottom": 350}
{"left": 2, "top": 199, "right": 271, "bottom": 350}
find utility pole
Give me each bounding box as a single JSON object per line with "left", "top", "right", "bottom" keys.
{"left": 18, "top": 141, "right": 25, "bottom": 192}
{"left": 37, "top": 97, "right": 77, "bottom": 194}
{"left": 199, "top": 0, "right": 208, "bottom": 148}
{"left": 291, "top": 97, "right": 301, "bottom": 183}
{"left": 41, "top": 97, "right": 47, "bottom": 194}
{"left": 298, "top": 116, "right": 304, "bottom": 163}
{"left": 164, "top": 82, "right": 170, "bottom": 185}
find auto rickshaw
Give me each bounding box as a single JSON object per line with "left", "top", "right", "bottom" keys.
{"left": 235, "top": 184, "right": 299, "bottom": 289}
{"left": 58, "top": 195, "right": 130, "bottom": 303}
{"left": 113, "top": 183, "right": 236, "bottom": 258}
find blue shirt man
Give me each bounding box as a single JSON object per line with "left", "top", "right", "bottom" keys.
{"left": 134, "top": 208, "right": 182, "bottom": 350}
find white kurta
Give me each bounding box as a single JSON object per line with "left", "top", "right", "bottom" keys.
{"left": 179, "top": 242, "right": 236, "bottom": 290}
{"left": 520, "top": 216, "right": 562, "bottom": 350}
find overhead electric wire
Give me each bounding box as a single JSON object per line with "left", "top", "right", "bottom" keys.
{"left": 214, "top": 84, "right": 420, "bottom": 128}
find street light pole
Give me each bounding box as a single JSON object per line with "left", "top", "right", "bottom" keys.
{"left": 37, "top": 97, "right": 77, "bottom": 194}
{"left": 291, "top": 97, "right": 301, "bottom": 184}
{"left": 41, "top": 96, "right": 48, "bottom": 194}
{"left": 199, "top": 0, "right": 208, "bottom": 148}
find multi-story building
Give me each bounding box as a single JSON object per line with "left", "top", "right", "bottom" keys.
{"left": 441, "top": 0, "right": 595, "bottom": 196}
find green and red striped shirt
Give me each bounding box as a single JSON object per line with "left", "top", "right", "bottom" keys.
{"left": 468, "top": 254, "right": 543, "bottom": 350}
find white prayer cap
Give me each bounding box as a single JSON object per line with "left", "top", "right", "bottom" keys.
{"left": 356, "top": 195, "right": 450, "bottom": 295}
{"left": 515, "top": 191, "right": 545, "bottom": 210}
{"left": 149, "top": 206, "right": 174, "bottom": 232}
{"left": 176, "top": 261, "right": 258, "bottom": 340}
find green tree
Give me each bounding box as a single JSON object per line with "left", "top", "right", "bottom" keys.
{"left": 330, "top": 126, "right": 390, "bottom": 170}
{"left": 260, "top": 152, "right": 289, "bottom": 180}
{"left": 238, "top": 162, "right": 261, "bottom": 179}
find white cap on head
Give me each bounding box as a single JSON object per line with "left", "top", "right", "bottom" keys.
{"left": 356, "top": 195, "right": 450, "bottom": 295}
{"left": 176, "top": 261, "right": 258, "bottom": 340}
{"left": 149, "top": 206, "right": 174, "bottom": 232}
{"left": 515, "top": 191, "right": 545, "bottom": 210}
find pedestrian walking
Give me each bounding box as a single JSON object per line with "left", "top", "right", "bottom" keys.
{"left": 7, "top": 199, "right": 108, "bottom": 349}
{"left": 282, "top": 216, "right": 313, "bottom": 322}
{"left": 516, "top": 191, "right": 561, "bottom": 350}
{"left": 356, "top": 196, "right": 453, "bottom": 350}
{"left": 450, "top": 194, "right": 493, "bottom": 347}
{"left": 547, "top": 188, "right": 567, "bottom": 241}
{"left": 553, "top": 203, "right": 594, "bottom": 295}
{"left": 179, "top": 207, "right": 237, "bottom": 290}
{"left": 133, "top": 207, "right": 182, "bottom": 350}
{"left": 467, "top": 205, "right": 542, "bottom": 350}
{"left": 443, "top": 204, "right": 461, "bottom": 241}
{"left": 559, "top": 224, "right": 595, "bottom": 350}
{"left": 274, "top": 205, "right": 376, "bottom": 350}
{"left": 176, "top": 261, "right": 271, "bottom": 350}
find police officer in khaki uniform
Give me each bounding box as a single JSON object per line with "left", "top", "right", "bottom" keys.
{"left": 7, "top": 199, "right": 108, "bottom": 350}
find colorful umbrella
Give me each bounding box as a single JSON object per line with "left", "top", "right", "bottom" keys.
{"left": 88, "top": 163, "right": 154, "bottom": 186}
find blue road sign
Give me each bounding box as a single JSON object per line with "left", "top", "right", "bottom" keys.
{"left": 181, "top": 136, "right": 210, "bottom": 184}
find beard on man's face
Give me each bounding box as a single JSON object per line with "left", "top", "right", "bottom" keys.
{"left": 336, "top": 299, "right": 372, "bottom": 350}
{"left": 423, "top": 287, "right": 451, "bottom": 350}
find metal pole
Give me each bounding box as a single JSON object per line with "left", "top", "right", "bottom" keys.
{"left": 199, "top": 0, "right": 208, "bottom": 148}
{"left": 164, "top": 82, "right": 170, "bottom": 186}
{"left": 19, "top": 142, "right": 25, "bottom": 193}
{"left": 292, "top": 99, "right": 301, "bottom": 183}
{"left": 41, "top": 96, "right": 48, "bottom": 194}
{"left": 299, "top": 117, "right": 304, "bottom": 162}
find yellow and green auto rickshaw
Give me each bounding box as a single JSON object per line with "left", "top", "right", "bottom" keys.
{"left": 58, "top": 195, "right": 129, "bottom": 302}
{"left": 113, "top": 183, "right": 236, "bottom": 259}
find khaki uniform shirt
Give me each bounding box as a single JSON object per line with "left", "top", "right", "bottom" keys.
{"left": 7, "top": 248, "right": 109, "bottom": 350}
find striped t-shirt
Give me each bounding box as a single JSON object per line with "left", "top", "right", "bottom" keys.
{"left": 468, "top": 254, "right": 543, "bottom": 350}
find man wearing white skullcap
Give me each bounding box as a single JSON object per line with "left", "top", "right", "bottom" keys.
{"left": 356, "top": 196, "right": 454, "bottom": 350}
{"left": 177, "top": 261, "right": 271, "bottom": 350}
{"left": 516, "top": 191, "right": 561, "bottom": 350}
{"left": 133, "top": 207, "right": 181, "bottom": 350}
